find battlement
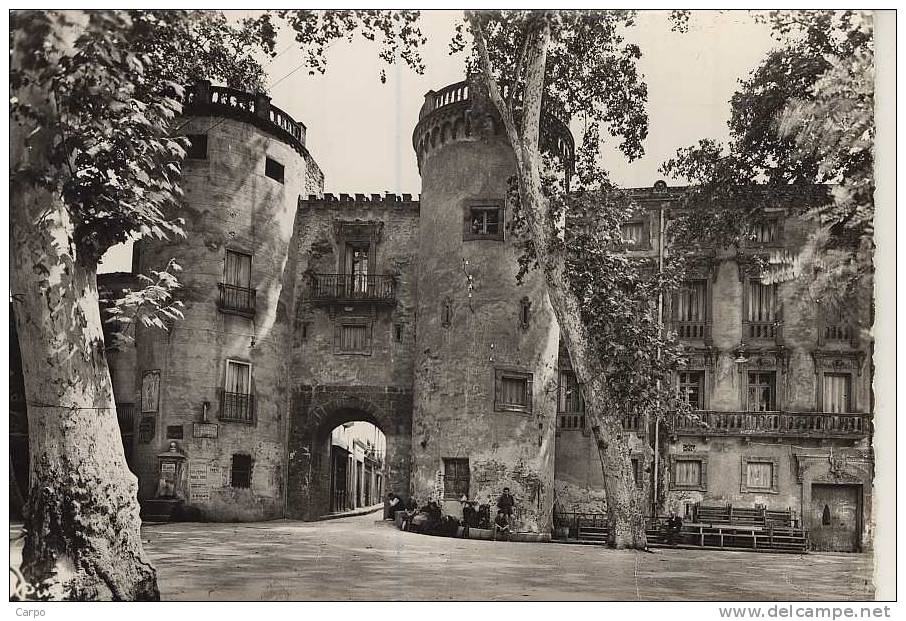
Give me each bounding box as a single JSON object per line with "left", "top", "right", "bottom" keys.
{"left": 300, "top": 192, "right": 420, "bottom": 210}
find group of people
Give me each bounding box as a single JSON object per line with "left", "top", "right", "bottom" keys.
{"left": 386, "top": 487, "right": 518, "bottom": 540}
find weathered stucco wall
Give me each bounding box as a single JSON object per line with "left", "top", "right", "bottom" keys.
{"left": 411, "top": 120, "right": 559, "bottom": 533}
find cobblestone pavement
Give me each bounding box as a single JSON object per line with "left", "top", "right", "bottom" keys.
{"left": 10, "top": 514, "right": 874, "bottom": 601}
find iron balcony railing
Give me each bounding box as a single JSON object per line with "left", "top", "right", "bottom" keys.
{"left": 671, "top": 410, "right": 870, "bottom": 439}
{"left": 310, "top": 274, "right": 396, "bottom": 304}
{"left": 218, "top": 283, "right": 256, "bottom": 317}
{"left": 219, "top": 389, "right": 255, "bottom": 424}
{"left": 747, "top": 321, "right": 779, "bottom": 340}
{"left": 672, "top": 320, "right": 710, "bottom": 340}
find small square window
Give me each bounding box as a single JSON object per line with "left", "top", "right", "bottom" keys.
{"left": 671, "top": 456, "right": 707, "bottom": 491}
{"left": 231, "top": 454, "right": 252, "bottom": 489}
{"left": 265, "top": 157, "right": 284, "bottom": 183}
{"left": 746, "top": 461, "right": 773, "bottom": 490}
{"left": 186, "top": 134, "right": 208, "bottom": 159}
{"left": 495, "top": 369, "right": 533, "bottom": 413}
{"left": 463, "top": 201, "right": 504, "bottom": 241}
{"left": 336, "top": 320, "right": 371, "bottom": 355}
{"left": 751, "top": 218, "right": 780, "bottom": 244}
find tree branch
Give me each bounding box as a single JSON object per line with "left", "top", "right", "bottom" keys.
{"left": 466, "top": 11, "right": 521, "bottom": 151}
{"left": 519, "top": 11, "right": 551, "bottom": 151}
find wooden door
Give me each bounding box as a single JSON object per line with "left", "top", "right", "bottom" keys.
{"left": 810, "top": 484, "right": 861, "bottom": 552}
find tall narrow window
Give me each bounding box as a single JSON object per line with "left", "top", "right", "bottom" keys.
{"left": 747, "top": 371, "right": 776, "bottom": 412}
{"left": 345, "top": 243, "right": 370, "bottom": 295}
{"left": 222, "top": 360, "right": 253, "bottom": 423}
{"left": 443, "top": 458, "right": 470, "bottom": 499}
{"left": 752, "top": 218, "right": 779, "bottom": 243}
{"left": 220, "top": 250, "right": 255, "bottom": 316}
{"left": 441, "top": 297, "right": 453, "bottom": 328}
{"left": 678, "top": 371, "right": 704, "bottom": 410}
{"left": 519, "top": 297, "right": 531, "bottom": 330}
{"left": 747, "top": 280, "right": 778, "bottom": 339}
{"left": 231, "top": 454, "right": 252, "bottom": 488}
{"left": 558, "top": 370, "right": 585, "bottom": 430}
{"left": 672, "top": 280, "right": 708, "bottom": 339}
{"left": 823, "top": 373, "right": 852, "bottom": 413}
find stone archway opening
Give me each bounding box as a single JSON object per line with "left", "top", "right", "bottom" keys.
{"left": 320, "top": 419, "right": 386, "bottom": 515}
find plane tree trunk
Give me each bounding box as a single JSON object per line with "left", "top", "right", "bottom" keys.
{"left": 10, "top": 15, "right": 160, "bottom": 600}
{"left": 470, "top": 12, "right": 647, "bottom": 549}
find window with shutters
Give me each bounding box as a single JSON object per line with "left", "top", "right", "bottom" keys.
{"left": 678, "top": 371, "right": 705, "bottom": 410}
{"left": 494, "top": 368, "right": 533, "bottom": 413}
{"left": 822, "top": 373, "right": 852, "bottom": 413}
{"left": 620, "top": 221, "right": 647, "bottom": 248}
{"left": 747, "top": 371, "right": 777, "bottom": 411}
{"left": 443, "top": 458, "right": 470, "bottom": 499}
{"left": 463, "top": 200, "right": 504, "bottom": 241}
{"left": 219, "top": 250, "right": 255, "bottom": 316}
{"left": 336, "top": 320, "right": 371, "bottom": 355}
{"left": 671, "top": 456, "right": 707, "bottom": 491}
{"left": 751, "top": 218, "right": 780, "bottom": 244}
{"left": 741, "top": 457, "right": 779, "bottom": 493}
{"left": 221, "top": 359, "right": 254, "bottom": 423}
{"left": 231, "top": 454, "right": 252, "bottom": 488}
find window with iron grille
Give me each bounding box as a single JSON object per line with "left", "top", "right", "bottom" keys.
{"left": 747, "top": 371, "right": 777, "bottom": 411}
{"left": 221, "top": 360, "right": 254, "bottom": 423}
{"left": 678, "top": 371, "right": 704, "bottom": 410}
{"left": 823, "top": 373, "right": 852, "bottom": 413}
{"left": 495, "top": 369, "right": 532, "bottom": 413}
{"left": 186, "top": 134, "right": 208, "bottom": 159}
{"left": 265, "top": 157, "right": 284, "bottom": 183}
{"left": 231, "top": 454, "right": 252, "bottom": 488}
{"left": 463, "top": 201, "right": 504, "bottom": 241}
{"left": 443, "top": 458, "right": 470, "bottom": 499}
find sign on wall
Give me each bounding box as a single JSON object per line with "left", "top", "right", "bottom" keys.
{"left": 141, "top": 370, "right": 161, "bottom": 413}
{"left": 188, "top": 461, "right": 211, "bottom": 502}
{"left": 193, "top": 422, "right": 219, "bottom": 439}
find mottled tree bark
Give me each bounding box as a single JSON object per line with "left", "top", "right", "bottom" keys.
{"left": 470, "top": 12, "right": 647, "bottom": 548}
{"left": 10, "top": 16, "right": 160, "bottom": 600}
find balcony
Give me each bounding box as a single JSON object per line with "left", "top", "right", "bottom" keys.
{"left": 747, "top": 321, "right": 778, "bottom": 340}
{"left": 219, "top": 390, "right": 255, "bottom": 424}
{"left": 218, "top": 283, "right": 256, "bottom": 317}
{"left": 310, "top": 274, "right": 396, "bottom": 306}
{"left": 670, "top": 410, "right": 870, "bottom": 439}
{"left": 673, "top": 321, "right": 710, "bottom": 340}
{"left": 558, "top": 412, "right": 586, "bottom": 430}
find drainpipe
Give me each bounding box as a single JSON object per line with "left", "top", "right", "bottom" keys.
{"left": 653, "top": 202, "right": 666, "bottom": 515}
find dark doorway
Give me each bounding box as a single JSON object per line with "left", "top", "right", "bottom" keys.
{"left": 810, "top": 484, "right": 862, "bottom": 552}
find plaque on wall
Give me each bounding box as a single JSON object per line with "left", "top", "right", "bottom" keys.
{"left": 138, "top": 416, "right": 156, "bottom": 443}
{"left": 141, "top": 370, "right": 161, "bottom": 413}
{"left": 193, "top": 423, "right": 219, "bottom": 439}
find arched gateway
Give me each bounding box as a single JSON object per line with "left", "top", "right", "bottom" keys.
{"left": 286, "top": 387, "right": 413, "bottom": 520}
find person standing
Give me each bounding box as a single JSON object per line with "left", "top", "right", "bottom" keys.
{"left": 497, "top": 487, "right": 515, "bottom": 528}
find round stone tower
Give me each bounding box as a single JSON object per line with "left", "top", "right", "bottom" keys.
{"left": 132, "top": 81, "right": 321, "bottom": 521}
{"left": 409, "top": 77, "right": 573, "bottom": 533}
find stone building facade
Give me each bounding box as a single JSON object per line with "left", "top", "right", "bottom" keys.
{"left": 11, "top": 77, "right": 872, "bottom": 551}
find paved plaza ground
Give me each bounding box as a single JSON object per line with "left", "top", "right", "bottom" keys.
{"left": 11, "top": 513, "right": 874, "bottom": 601}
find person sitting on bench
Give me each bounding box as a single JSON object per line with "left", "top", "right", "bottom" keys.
{"left": 493, "top": 509, "right": 511, "bottom": 540}
{"left": 665, "top": 510, "right": 683, "bottom": 546}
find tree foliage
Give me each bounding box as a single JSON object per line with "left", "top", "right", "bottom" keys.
{"left": 661, "top": 10, "right": 874, "bottom": 323}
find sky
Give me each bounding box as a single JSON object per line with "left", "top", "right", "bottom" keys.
{"left": 98, "top": 10, "right": 778, "bottom": 273}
